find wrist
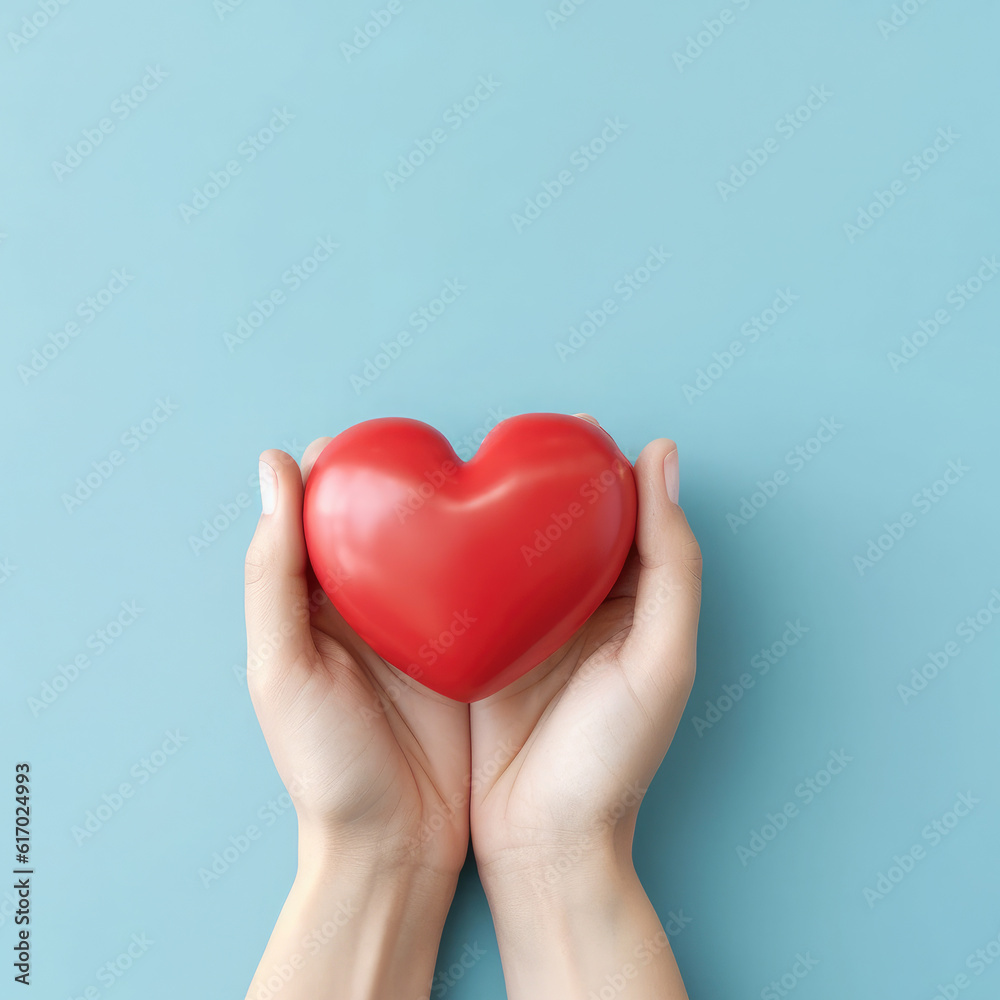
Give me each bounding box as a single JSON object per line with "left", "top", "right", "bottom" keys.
{"left": 478, "top": 844, "right": 687, "bottom": 1000}
{"left": 290, "top": 854, "right": 456, "bottom": 947}
{"left": 475, "top": 819, "right": 636, "bottom": 899}
{"left": 246, "top": 827, "right": 459, "bottom": 1000}
{"left": 295, "top": 818, "right": 460, "bottom": 945}
{"left": 297, "top": 816, "right": 466, "bottom": 885}
{"left": 478, "top": 835, "right": 635, "bottom": 920}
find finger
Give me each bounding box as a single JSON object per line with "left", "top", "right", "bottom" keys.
{"left": 299, "top": 436, "right": 334, "bottom": 485}
{"left": 244, "top": 450, "right": 317, "bottom": 682}
{"left": 573, "top": 412, "right": 601, "bottom": 427}
{"left": 617, "top": 439, "right": 702, "bottom": 701}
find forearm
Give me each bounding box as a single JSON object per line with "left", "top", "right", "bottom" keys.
{"left": 245, "top": 829, "right": 458, "bottom": 1000}
{"left": 480, "top": 844, "right": 688, "bottom": 1000}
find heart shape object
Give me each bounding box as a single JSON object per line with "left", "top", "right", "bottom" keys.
{"left": 302, "top": 413, "right": 637, "bottom": 701}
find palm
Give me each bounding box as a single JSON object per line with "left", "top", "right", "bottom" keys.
{"left": 252, "top": 574, "right": 471, "bottom": 874}
{"left": 305, "top": 584, "right": 469, "bottom": 868}
{"left": 469, "top": 546, "right": 679, "bottom": 865}
{"left": 247, "top": 438, "right": 472, "bottom": 877}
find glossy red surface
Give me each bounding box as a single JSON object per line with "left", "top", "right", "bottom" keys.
{"left": 302, "top": 413, "right": 637, "bottom": 701}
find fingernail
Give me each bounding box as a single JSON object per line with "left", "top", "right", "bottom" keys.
{"left": 259, "top": 461, "right": 277, "bottom": 515}
{"left": 663, "top": 449, "right": 680, "bottom": 505}
{"left": 574, "top": 412, "right": 601, "bottom": 427}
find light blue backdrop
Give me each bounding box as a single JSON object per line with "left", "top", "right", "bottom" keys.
{"left": 2, "top": 1, "right": 999, "bottom": 997}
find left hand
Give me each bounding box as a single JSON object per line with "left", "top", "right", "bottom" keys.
{"left": 468, "top": 427, "right": 702, "bottom": 883}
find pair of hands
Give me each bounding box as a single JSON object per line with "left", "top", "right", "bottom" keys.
{"left": 243, "top": 420, "right": 702, "bottom": 999}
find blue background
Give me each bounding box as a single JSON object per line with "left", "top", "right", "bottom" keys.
{"left": 2, "top": 1, "right": 999, "bottom": 997}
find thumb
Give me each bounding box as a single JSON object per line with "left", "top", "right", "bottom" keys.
{"left": 617, "top": 439, "right": 702, "bottom": 702}
{"left": 244, "top": 450, "right": 317, "bottom": 684}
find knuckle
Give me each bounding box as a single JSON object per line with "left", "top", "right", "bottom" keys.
{"left": 247, "top": 644, "right": 312, "bottom": 702}
{"left": 244, "top": 539, "right": 271, "bottom": 591}
{"left": 247, "top": 660, "right": 285, "bottom": 710}
{"left": 681, "top": 536, "right": 703, "bottom": 589}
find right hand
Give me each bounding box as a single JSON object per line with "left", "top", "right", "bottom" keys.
{"left": 243, "top": 439, "right": 471, "bottom": 879}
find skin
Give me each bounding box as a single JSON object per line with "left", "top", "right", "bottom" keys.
{"left": 243, "top": 418, "right": 701, "bottom": 999}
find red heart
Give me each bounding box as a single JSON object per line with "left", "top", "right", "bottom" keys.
{"left": 302, "top": 413, "right": 637, "bottom": 701}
